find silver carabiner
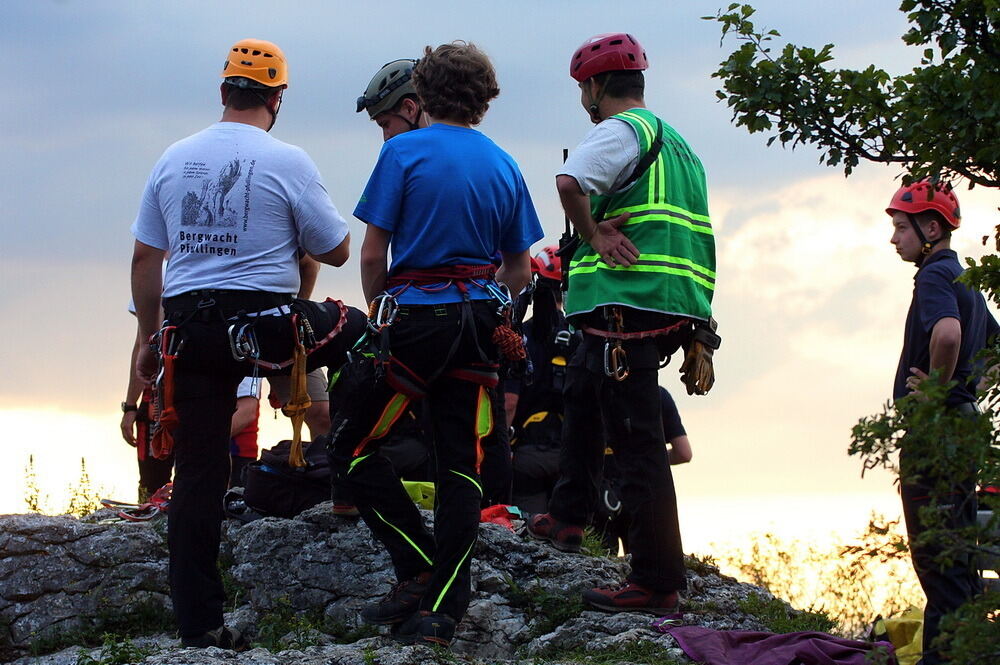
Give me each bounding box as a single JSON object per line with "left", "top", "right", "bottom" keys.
{"left": 228, "top": 323, "right": 258, "bottom": 362}
{"left": 227, "top": 324, "right": 246, "bottom": 361}
{"left": 375, "top": 293, "right": 399, "bottom": 328}
{"left": 603, "top": 340, "right": 629, "bottom": 381}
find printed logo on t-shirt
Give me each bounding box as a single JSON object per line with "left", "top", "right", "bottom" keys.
{"left": 178, "top": 158, "right": 256, "bottom": 257}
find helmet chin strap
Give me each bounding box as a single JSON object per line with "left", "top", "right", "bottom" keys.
{"left": 392, "top": 110, "right": 421, "bottom": 132}
{"left": 585, "top": 79, "right": 608, "bottom": 123}
{"left": 907, "top": 213, "right": 940, "bottom": 267}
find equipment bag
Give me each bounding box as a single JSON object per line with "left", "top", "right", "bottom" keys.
{"left": 242, "top": 437, "right": 331, "bottom": 518}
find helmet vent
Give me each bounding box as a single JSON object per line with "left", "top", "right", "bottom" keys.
{"left": 240, "top": 60, "right": 252, "bottom": 66}
{"left": 241, "top": 48, "right": 249, "bottom": 54}
{"left": 264, "top": 53, "right": 273, "bottom": 58}
{"left": 252, "top": 50, "right": 261, "bottom": 56}
{"left": 591, "top": 44, "right": 601, "bottom": 51}
{"left": 901, "top": 192, "right": 913, "bottom": 202}
{"left": 609, "top": 39, "right": 623, "bottom": 45}
{"left": 627, "top": 54, "right": 635, "bottom": 61}
{"left": 268, "top": 68, "right": 277, "bottom": 79}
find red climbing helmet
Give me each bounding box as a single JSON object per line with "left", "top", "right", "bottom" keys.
{"left": 570, "top": 33, "right": 648, "bottom": 83}
{"left": 886, "top": 178, "right": 961, "bottom": 229}
{"left": 532, "top": 245, "right": 562, "bottom": 282}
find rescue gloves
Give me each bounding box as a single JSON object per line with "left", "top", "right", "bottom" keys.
{"left": 679, "top": 318, "right": 721, "bottom": 396}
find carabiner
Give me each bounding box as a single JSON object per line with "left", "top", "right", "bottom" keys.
{"left": 375, "top": 293, "right": 399, "bottom": 328}
{"left": 604, "top": 340, "right": 629, "bottom": 381}
{"left": 228, "top": 323, "right": 258, "bottom": 362}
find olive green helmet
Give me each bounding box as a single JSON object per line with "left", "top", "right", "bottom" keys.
{"left": 356, "top": 59, "right": 418, "bottom": 118}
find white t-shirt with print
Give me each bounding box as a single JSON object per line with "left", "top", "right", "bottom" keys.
{"left": 132, "top": 122, "right": 348, "bottom": 298}
{"left": 558, "top": 116, "right": 640, "bottom": 195}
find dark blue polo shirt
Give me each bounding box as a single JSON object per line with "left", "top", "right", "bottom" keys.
{"left": 894, "top": 249, "right": 999, "bottom": 406}
{"left": 659, "top": 387, "right": 686, "bottom": 440}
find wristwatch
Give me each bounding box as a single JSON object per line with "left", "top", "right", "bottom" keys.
{"left": 121, "top": 402, "right": 138, "bottom": 413}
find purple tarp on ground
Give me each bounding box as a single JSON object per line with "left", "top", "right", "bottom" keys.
{"left": 660, "top": 625, "right": 896, "bottom": 665}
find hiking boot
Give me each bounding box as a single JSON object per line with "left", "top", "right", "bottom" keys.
{"left": 393, "top": 610, "right": 456, "bottom": 647}
{"left": 526, "top": 513, "right": 583, "bottom": 553}
{"left": 332, "top": 501, "right": 360, "bottom": 517}
{"left": 361, "top": 572, "right": 432, "bottom": 625}
{"left": 582, "top": 582, "right": 680, "bottom": 614}
{"left": 181, "top": 625, "right": 248, "bottom": 650}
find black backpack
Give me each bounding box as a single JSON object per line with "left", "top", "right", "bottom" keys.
{"left": 242, "top": 437, "right": 331, "bottom": 518}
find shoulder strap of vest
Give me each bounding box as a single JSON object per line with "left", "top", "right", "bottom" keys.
{"left": 593, "top": 116, "right": 664, "bottom": 222}
{"left": 618, "top": 116, "right": 663, "bottom": 192}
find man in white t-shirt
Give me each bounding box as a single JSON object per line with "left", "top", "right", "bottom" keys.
{"left": 129, "top": 39, "right": 365, "bottom": 650}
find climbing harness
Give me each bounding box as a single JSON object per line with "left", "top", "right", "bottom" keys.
{"left": 580, "top": 306, "right": 696, "bottom": 382}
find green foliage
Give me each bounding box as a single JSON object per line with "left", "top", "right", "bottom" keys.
{"left": 65, "top": 458, "right": 103, "bottom": 518}
{"left": 218, "top": 554, "right": 245, "bottom": 613}
{"left": 580, "top": 526, "right": 612, "bottom": 557}
{"left": 685, "top": 551, "right": 722, "bottom": 577}
{"left": 75, "top": 634, "right": 158, "bottom": 665}
{"left": 506, "top": 577, "right": 585, "bottom": 638}
{"left": 29, "top": 597, "right": 174, "bottom": 657}
{"left": 738, "top": 592, "right": 837, "bottom": 634}
{"left": 706, "top": 2, "right": 1000, "bottom": 660}
{"left": 253, "top": 596, "right": 378, "bottom": 651}
{"left": 703, "top": 1, "right": 1000, "bottom": 187}
{"left": 936, "top": 590, "right": 1000, "bottom": 662}
{"left": 324, "top": 619, "right": 380, "bottom": 644}
{"left": 713, "top": 517, "right": 922, "bottom": 637}
{"left": 23, "top": 455, "right": 42, "bottom": 513}
{"left": 851, "top": 374, "right": 997, "bottom": 569}
{"left": 254, "top": 597, "right": 325, "bottom": 651}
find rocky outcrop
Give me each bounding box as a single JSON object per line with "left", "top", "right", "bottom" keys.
{"left": 1, "top": 505, "right": 788, "bottom": 664}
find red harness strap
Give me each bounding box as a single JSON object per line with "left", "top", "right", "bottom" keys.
{"left": 581, "top": 318, "right": 689, "bottom": 340}
{"left": 386, "top": 264, "right": 498, "bottom": 289}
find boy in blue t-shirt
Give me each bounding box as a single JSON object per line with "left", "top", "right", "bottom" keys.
{"left": 887, "top": 178, "right": 998, "bottom": 665}
{"left": 331, "top": 42, "right": 542, "bottom": 647}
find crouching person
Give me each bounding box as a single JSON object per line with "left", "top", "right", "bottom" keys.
{"left": 131, "top": 39, "right": 365, "bottom": 649}
{"left": 330, "top": 42, "right": 541, "bottom": 647}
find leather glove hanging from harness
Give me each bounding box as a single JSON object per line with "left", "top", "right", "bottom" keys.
{"left": 679, "top": 319, "right": 721, "bottom": 396}
{"left": 283, "top": 339, "right": 311, "bottom": 468}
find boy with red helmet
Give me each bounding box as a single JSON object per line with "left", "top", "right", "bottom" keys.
{"left": 888, "top": 178, "right": 997, "bottom": 665}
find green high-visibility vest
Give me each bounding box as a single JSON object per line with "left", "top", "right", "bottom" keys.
{"left": 566, "top": 109, "right": 715, "bottom": 323}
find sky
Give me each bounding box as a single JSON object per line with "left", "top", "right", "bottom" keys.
{"left": 1, "top": 1, "right": 997, "bottom": 553}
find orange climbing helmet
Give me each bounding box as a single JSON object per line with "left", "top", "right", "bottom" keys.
{"left": 886, "top": 178, "right": 961, "bottom": 229}
{"left": 221, "top": 39, "right": 288, "bottom": 89}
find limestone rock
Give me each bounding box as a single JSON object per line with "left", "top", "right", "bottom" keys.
{"left": 1, "top": 505, "right": 812, "bottom": 664}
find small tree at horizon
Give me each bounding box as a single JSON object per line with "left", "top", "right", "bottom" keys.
{"left": 23, "top": 455, "right": 42, "bottom": 514}
{"left": 706, "top": 2, "right": 999, "bottom": 661}
{"left": 65, "top": 458, "right": 102, "bottom": 518}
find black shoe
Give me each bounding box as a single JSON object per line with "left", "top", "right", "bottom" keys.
{"left": 393, "top": 611, "right": 455, "bottom": 647}
{"left": 361, "top": 571, "right": 432, "bottom": 625}
{"left": 181, "top": 625, "right": 248, "bottom": 650}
